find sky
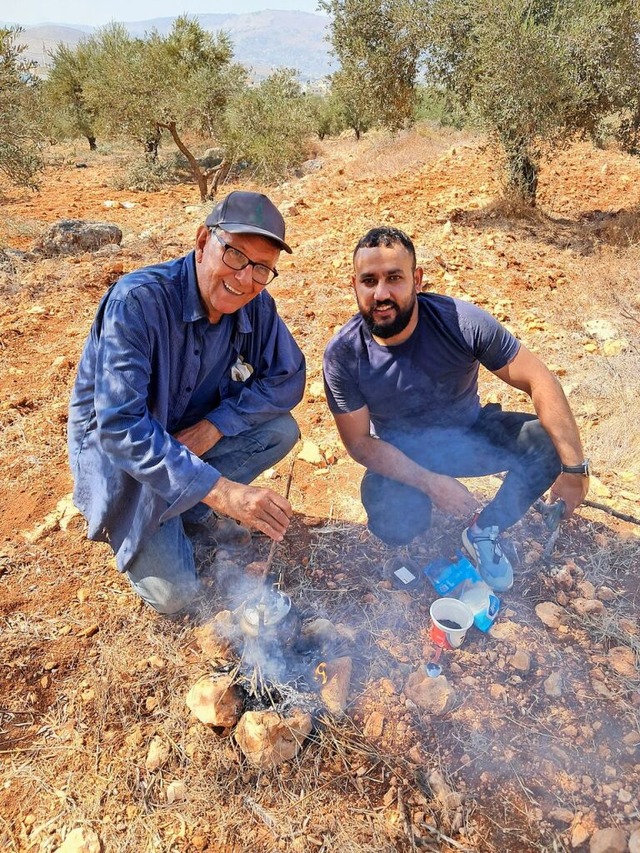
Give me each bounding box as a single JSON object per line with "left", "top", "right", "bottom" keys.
{"left": 4, "top": 0, "right": 325, "bottom": 28}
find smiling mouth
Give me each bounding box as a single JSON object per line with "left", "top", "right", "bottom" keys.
{"left": 223, "top": 281, "right": 243, "bottom": 296}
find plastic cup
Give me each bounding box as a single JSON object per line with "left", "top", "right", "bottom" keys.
{"left": 429, "top": 597, "right": 474, "bottom": 649}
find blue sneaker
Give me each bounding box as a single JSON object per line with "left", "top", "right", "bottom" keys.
{"left": 462, "top": 525, "right": 513, "bottom": 592}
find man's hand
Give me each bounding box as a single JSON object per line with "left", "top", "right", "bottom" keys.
{"left": 174, "top": 420, "right": 223, "bottom": 457}
{"left": 426, "top": 473, "right": 479, "bottom": 517}
{"left": 550, "top": 472, "right": 589, "bottom": 519}
{"left": 204, "top": 477, "right": 293, "bottom": 541}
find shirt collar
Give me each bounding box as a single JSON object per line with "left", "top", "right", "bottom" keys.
{"left": 181, "top": 251, "right": 253, "bottom": 334}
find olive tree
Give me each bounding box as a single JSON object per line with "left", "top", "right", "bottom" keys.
{"left": 45, "top": 41, "right": 98, "bottom": 150}
{"left": 221, "top": 69, "right": 313, "bottom": 181}
{"left": 0, "top": 26, "right": 43, "bottom": 188}
{"left": 82, "top": 18, "right": 246, "bottom": 200}
{"left": 321, "top": 0, "right": 640, "bottom": 205}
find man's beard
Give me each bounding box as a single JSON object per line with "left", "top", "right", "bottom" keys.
{"left": 360, "top": 297, "right": 416, "bottom": 339}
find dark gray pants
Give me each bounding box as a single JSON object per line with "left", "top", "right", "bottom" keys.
{"left": 361, "top": 405, "right": 561, "bottom": 546}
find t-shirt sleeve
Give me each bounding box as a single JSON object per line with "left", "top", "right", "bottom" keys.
{"left": 456, "top": 300, "right": 520, "bottom": 371}
{"left": 323, "top": 333, "right": 367, "bottom": 415}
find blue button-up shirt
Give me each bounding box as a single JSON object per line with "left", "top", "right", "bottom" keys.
{"left": 68, "top": 251, "right": 305, "bottom": 571}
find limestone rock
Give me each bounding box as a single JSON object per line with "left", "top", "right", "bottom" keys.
{"left": 628, "top": 829, "right": 640, "bottom": 853}
{"left": 572, "top": 598, "right": 605, "bottom": 617}
{"left": 166, "top": 780, "right": 187, "bottom": 804}
{"left": 548, "top": 808, "right": 574, "bottom": 823}
{"left": 320, "top": 656, "right": 353, "bottom": 714}
{"left": 234, "top": 708, "right": 312, "bottom": 768}
{"left": 35, "top": 219, "right": 122, "bottom": 257}
{"left": 186, "top": 674, "right": 243, "bottom": 727}
{"left": 508, "top": 649, "right": 531, "bottom": 673}
{"left": 301, "top": 617, "right": 338, "bottom": 649}
{"left": 193, "top": 611, "right": 239, "bottom": 658}
{"left": 54, "top": 827, "right": 101, "bottom": 853}
{"left": 544, "top": 672, "right": 563, "bottom": 697}
{"left": 404, "top": 671, "right": 457, "bottom": 716}
{"left": 146, "top": 735, "right": 170, "bottom": 771}
{"left": 363, "top": 710, "right": 385, "bottom": 739}
{"left": 535, "top": 601, "right": 566, "bottom": 629}
{"left": 297, "top": 440, "right": 327, "bottom": 467}
{"left": 589, "top": 827, "right": 628, "bottom": 853}
{"left": 572, "top": 822, "right": 590, "bottom": 848}
{"left": 489, "top": 619, "right": 519, "bottom": 641}
{"left": 607, "top": 646, "right": 637, "bottom": 678}
{"left": 307, "top": 381, "right": 326, "bottom": 401}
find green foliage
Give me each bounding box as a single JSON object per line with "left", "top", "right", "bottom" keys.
{"left": 221, "top": 69, "right": 313, "bottom": 181}
{"left": 112, "top": 156, "right": 179, "bottom": 192}
{"left": 322, "top": 0, "right": 640, "bottom": 204}
{"left": 0, "top": 26, "right": 43, "bottom": 188}
{"left": 44, "top": 41, "right": 97, "bottom": 148}
{"left": 307, "top": 92, "right": 347, "bottom": 140}
{"left": 319, "top": 0, "right": 425, "bottom": 131}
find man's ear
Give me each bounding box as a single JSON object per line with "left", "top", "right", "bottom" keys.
{"left": 195, "top": 225, "right": 209, "bottom": 261}
{"left": 414, "top": 266, "right": 424, "bottom": 292}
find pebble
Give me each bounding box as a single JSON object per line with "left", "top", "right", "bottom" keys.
{"left": 572, "top": 598, "right": 605, "bottom": 617}
{"left": 508, "top": 649, "right": 531, "bottom": 673}
{"left": 54, "top": 826, "right": 101, "bottom": 853}
{"left": 535, "top": 601, "right": 565, "bottom": 629}
{"left": 544, "top": 672, "right": 563, "bottom": 697}
{"left": 589, "top": 827, "right": 628, "bottom": 853}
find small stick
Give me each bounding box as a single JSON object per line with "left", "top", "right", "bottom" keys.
{"left": 583, "top": 499, "right": 640, "bottom": 526}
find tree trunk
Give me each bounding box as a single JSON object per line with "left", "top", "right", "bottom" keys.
{"left": 87, "top": 136, "right": 97, "bottom": 151}
{"left": 144, "top": 134, "right": 160, "bottom": 162}
{"left": 505, "top": 144, "right": 538, "bottom": 206}
{"left": 161, "top": 121, "right": 208, "bottom": 202}
{"left": 208, "top": 160, "right": 231, "bottom": 199}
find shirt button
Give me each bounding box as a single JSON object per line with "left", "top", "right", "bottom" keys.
{"left": 194, "top": 349, "right": 200, "bottom": 355}
{"left": 186, "top": 386, "right": 192, "bottom": 392}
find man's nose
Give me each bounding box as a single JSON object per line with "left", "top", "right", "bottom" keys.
{"left": 235, "top": 264, "right": 255, "bottom": 288}
{"left": 373, "top": 279, "right": 391, "bottom": 300}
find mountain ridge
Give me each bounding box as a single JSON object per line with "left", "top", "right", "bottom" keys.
{"left": 5, "top": 10, "right": 334, "bottom": 82}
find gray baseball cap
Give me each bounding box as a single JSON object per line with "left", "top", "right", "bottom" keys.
{"left": 205, "top": 190, "right": 292, "bottom": 253}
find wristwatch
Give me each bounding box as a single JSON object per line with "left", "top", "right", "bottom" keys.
{"left": 560, "top": 459, "right": 591, "bottom": 476}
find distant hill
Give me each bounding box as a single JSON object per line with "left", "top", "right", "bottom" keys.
{"left": 8, "top": 10, "right": 334, "bottom": 82}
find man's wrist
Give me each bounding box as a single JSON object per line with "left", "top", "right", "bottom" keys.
{"left": 560, "top": 458, "right": 590, "bottom": 476}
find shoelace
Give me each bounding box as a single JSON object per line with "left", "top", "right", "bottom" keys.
{"left": 471, "top": 530, "right": 504, "bottom": 565}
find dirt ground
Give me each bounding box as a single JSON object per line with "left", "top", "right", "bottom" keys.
{"left": 1, "top": 128, "right": 639, "bottom": 853}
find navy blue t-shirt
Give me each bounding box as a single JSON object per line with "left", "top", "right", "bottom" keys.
{"left": 323, "top": 293, "right": 520, "bottom": 439}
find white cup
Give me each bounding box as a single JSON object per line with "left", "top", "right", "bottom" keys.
{"left": 429, "top": 597, "right": 474, "bottom": 649}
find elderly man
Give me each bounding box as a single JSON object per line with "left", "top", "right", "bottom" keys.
{"left": 69, "top": 191, "right": 305, "bottom": 614}
{"left": 323, "top": 226, "right": 588, "bottom": 591}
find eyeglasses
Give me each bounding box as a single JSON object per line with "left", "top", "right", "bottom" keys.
{"left": 210, "top": 229, "right": 278, "bottom": 286}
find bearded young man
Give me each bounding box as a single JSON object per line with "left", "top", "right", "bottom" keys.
{"left": 322, "top": 226, "right": 589, "bottom": 591}
{"left": 68, "top": 191, "right": 305, "bottom": 615}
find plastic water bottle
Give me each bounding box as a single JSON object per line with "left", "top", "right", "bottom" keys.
{"left": 459, "top": 580, "right": 500, "bottom": 633}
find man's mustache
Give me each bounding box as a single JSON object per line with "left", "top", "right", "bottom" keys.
{"left": 372, "top": 300, "right": 398, "bottom": 310}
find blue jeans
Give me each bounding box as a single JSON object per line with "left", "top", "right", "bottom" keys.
{"left": 125, "top": 414, "right": 299, "bottom": 614}
{"left": 362, "top": 405, "right": 561, "bottom": 546}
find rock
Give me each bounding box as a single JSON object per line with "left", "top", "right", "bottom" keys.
{"left": 404, "top": 671, "right": 457, "bottom": 715}
{"left": 489, "top": 683, "right": 507, "bottom": 701}
{"left": 572, "top": 822, "right": 590, "bottom": 848}
{"left": 553, "top": 568, "right": 574, "bottom": 590}
{"left": 307, "top": 380, "right": 325, "bottom": 401}
{"left": 186, "top": 674, "right": 243, "bottom": 727}
{"left": 629, "top": 829, "right": 640, "bottom": 853}
{"left": 363, "top": 711, "right": 385, "bottom": 739}
{"left": 320, "top": 657, "right": 353, "bottom": 714}
{"left": 508, "top": 649, "right": 531, "bottom": 673}
{"left": 607, "top": 646, "right": 637, "bottom": 678}
{"left": 301, "top": 617, "right": 338, "bottom": 649}
{"left": 597, "top": 586, "right": 616, "bottom": 602}
{"left": 589, "top": 827, "right": 628, "bottom": 853}
{"left": 571, "top": 598, "right": 605, "bottom": 617}
{"left": 54, "top": 827, "right": 101, "bottom": 853}
{"left": 535, "top": 601, "right": 566, "bottom": 629}
{"left": 146, "top": 735, "right": 170, "bottom": 771}
{"left": 166, "top": 780, "right": 186, "bottom": 804}
{"left": 35, "top": 220, "right": 122, "bottom": 257}
{"left": 544, "top": 672, "right": 563, "bottom": 697}
{"left": 234, "top": 708, "right": 312, "bottom": 768}
{"left": 548, "top": 807, "right": 574, "bottom": 823}
{"left": 297, "top": 440, "right": 326, "bottom": 467}
{"left": 193, "top": 615, "right": 237, "bottom": 659}
{"left": 577, "top": 580, "right": 596, "bottom": 599}
{"left": 488, "top": 620, "right": 519, "bottom": 641}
